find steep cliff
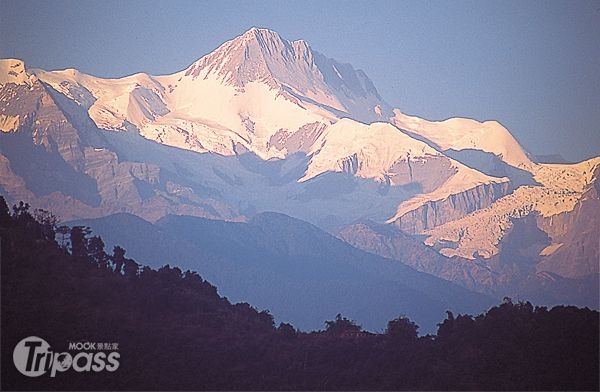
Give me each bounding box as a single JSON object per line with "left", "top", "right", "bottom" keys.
{"left": 391, "top": 181, "right": 509, "bottom": 233}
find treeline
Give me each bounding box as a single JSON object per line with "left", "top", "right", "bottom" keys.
{"left": 1, "top": 198, "right": 598, "bottom": 390}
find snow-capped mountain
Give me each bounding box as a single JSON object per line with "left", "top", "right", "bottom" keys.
{"left": 180, "top": 27, "right": 390, "bottom": 123}
{"left": 35, "top": 28, "right": 391, "bottom": 160}
{"left": 0, "top": 28, "right": 598, "bottom": 307}
{"left": 3, "top": 27, "right": 509, "bottom": 227}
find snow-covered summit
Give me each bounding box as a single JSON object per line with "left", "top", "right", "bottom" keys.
{"left": 29, "top": 28, "right": 393, "bottom": 158}
{"left": 184, "top": 27, "right": 317, "bottom": 87}
{"left": 0, "top": 59, "right": 36, "bottom": 86}
{"left": 181, "top": 27, "right": 391, "bottom": 123}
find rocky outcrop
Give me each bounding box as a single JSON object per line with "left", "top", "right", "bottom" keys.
{"left": 269, "top": 122, "right": 326, "bottom": 154}
{"left": 83, "top": 147, "right": 160, "bottom": 206}
{"left": 0, "top": 75, "right": 242, "bottom": 223}
{"left": 0, "top": 154, "right": 35, "bottom": 202}
{"left": 535, "top": 170, "right": 600, "bottom": 278}
{"left": 338, "top": 152, "right": 359, "bottom": 175}
{"left": 392, "top": 181, "right": 510, "bottom": 233}
{"left": 336, "top": 221, "right": 494, "bottom": 292}
{"left": 0, "top": 81, "right": 100, "bottom": 206}
{"left": 338, "top": 216, "right": 598, "bottom": 308}
{"left": 386, "top": 155, "right": 456, "bottom": 191}
{"left": 0, "top": 81, "right": 86, "bottom": 170}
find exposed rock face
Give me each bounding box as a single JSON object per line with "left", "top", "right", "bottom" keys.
{"left": 83, "top": 147, "right": 159, "bottom": 206}
{"left": 0, "top": 81, "right": 85, "bottom": 167}
{"left": 0, "top": 78, "right": 240, "bottom": 222}
{"left": 337, "top": 215, "right": 598, "bottom": 308}
{"left": 535, "top": 174, "right": 600, "bottom": 278}
{"left": 0, "top": 80, "right": 99, "bottom": 205}
{"left": 392, "top": 181, "right": 510, "bottom": 233}
{"left": 485, "top": 214, "right": 598, "bottom": 308}
{"left": 386, "top": 155, "right": 456, "bottom": 191}
{"left": 269, "top": 122, "right": 327, "bottom": 154}
{"left": 338, "top": 164, "right": 600, "bottom": 307}
{"left": 0, "top": 153, "right": 34, "bottom": 202}
{"left": 336, "top": 221, "right": 494, "bottom": 292}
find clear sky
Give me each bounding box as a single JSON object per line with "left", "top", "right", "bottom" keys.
{"left": 1, "top": 0, "right": 599, "bottom": 162}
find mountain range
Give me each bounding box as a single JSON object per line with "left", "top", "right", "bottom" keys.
{"left": 1, "top": 27, "right": 598, "bottom": 328}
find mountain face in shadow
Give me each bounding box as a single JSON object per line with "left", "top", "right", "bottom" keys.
{"left": 69, "top": 212, "right": 495, "bottom": 333}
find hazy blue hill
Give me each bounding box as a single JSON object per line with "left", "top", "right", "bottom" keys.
{"left": 69, "top": 212, "right": 496, "bottom": 333}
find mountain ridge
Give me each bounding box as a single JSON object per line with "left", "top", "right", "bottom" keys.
{"left": 0, "top": 27, "right": 598, "bottom": 310}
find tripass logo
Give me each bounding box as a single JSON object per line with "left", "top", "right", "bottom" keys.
{"left": 13, "top": 336, "right": 120, "bottom": 377}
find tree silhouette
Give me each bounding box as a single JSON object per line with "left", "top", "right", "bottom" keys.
{"left": 325, "top": 313, "right": 362, "bottom": 336}
{"left": 69, "top": 225, "right": 91, "bottom": 259}
{"left": 123, "top": 258, "right": 140, "bottom": 278}
{"left": 55, "top": 225, "right": 70, "bottom": 249}
{"left": 0, "top": 196, "right": 10, "bottom": 226}
{"left": 386, "top": 316, "right": 418, "bottom": 341}
{"left": 87, "top": 235, "right": 109, "bottom": 269}
{"left": 11, "top": 201, "right": 30, "bottom": 219}
{"left": 111, "top": 245, "right": 127, "bottom": 274}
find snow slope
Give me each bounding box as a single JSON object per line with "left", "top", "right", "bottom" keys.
{"left": 36, "top": 67, "right": 167, "bottom": 130}
{"left": 302, "top": 119, "right": 439, "bottom": 181}
{"left": 392, "top": 109, "right": 534, "bottom": 170}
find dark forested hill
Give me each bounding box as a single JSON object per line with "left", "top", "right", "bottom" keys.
{"left": 1, "top": 198, "right": 598, "bottom": 391}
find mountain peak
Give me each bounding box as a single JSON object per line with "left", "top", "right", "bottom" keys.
{"left": 242, "top": 26, "right": 283, "bottom": 41}
{"left": 183, "top": 27, "right": 316, "bottom": 88}
{"left": 245, "top": 26, "right": 268, "bottom": 35}
{"left": 0, "top": 58, "right": 35, "bottom": 86}
{"left": 179, "top": 28, "right": 388, "bottom": 121}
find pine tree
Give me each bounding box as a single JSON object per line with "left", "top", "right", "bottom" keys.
{"left": 0, "top": 196, "right": 11, "bottom": 226}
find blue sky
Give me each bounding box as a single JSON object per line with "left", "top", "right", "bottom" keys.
{"left": 1, "top": 0, "right": 599, "bottom": 161}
